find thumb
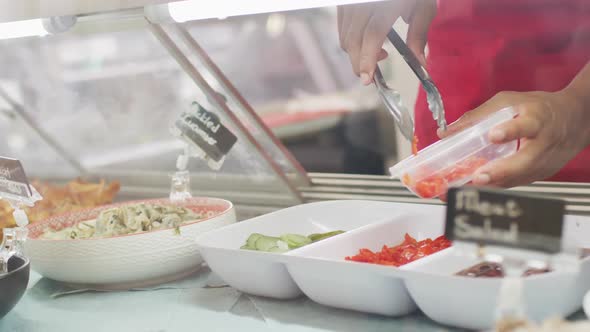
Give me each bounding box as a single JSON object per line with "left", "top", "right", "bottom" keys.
{"left": 437, "top": 108, "right": 492, "bottom": 139}
{"left": 438, "top": 93, "right": 517, "bottom": 139}
{"left": 406, "top": 0, "right": 437, "bottom": 67}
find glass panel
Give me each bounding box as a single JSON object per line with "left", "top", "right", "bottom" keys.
{"left": 0, "top": 106, "right": 79, "bottom": 179}
{"left": 0, "top": 15, "right": 302, "bottom": 204}
{"left": 179, "top": 9, "right": 395, "bottom": 176}
{"left": 0, "top": 7, "right": 409, "bottom": 184}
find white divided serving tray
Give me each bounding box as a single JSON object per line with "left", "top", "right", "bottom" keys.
{"left": 195, "top": 200, "right": 590, "bottom": 330}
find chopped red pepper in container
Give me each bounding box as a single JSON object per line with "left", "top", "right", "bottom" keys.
{"left": 411, "top": 135, "right": 419, "bottom": 156}
{"left": 390, "top": 107, "right": 518, "bottom": 198}
{"left": 402, "top": 156, "right": 489, "bottom": 198}
{"left": 345, "top": 233, "right": 452, "bottom": 267}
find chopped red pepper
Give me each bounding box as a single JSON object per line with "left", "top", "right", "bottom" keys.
{"left": 411, "top": 135, "right": 419, "bottom": 156}
{"left": 402, "top": 156, "right": 489, "bottom": 198}
{"left": 345, "top": 233, "right": 451, "bottom": 267}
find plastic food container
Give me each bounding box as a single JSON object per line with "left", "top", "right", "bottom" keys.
{"left": 389, "top": 107, "right": 518, "bottom": 198}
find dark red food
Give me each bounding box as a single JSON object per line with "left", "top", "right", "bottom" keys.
{"left": 521, "top": 267, "right": 552, "bottom": 277}
{"left": 402, "top": 156, "right": 489, "bottom": 198}
{"left": 580, "top": 248, "right": 590, "bottom": 259}
{"left": 345, "top": 233, "right": 451, "bottom": 267}
{"left": 456, "top": 262, "right": 504, "bottom": 278}
{"left": 456, "top": 262, "right": 552, "bottom": 278}
{"left": 412, "top": 135, "right": 419, "bottom": 156}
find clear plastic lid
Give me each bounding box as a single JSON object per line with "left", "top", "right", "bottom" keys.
{"left": 389, "top": 107, "right": 518, "bottom": 198}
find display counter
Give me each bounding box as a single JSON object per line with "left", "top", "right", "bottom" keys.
{"left": 1, "top": 1, "right": 590, "bottom": 331}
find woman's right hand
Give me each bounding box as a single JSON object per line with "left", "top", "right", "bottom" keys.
{"left": 338, "top": 0, "right": 437, "bottom": 85}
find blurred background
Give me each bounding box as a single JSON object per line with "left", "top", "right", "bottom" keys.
{"left": 0, "top": 6, "right": 419, "bottom": 180}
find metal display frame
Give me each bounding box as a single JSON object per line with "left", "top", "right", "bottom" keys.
{"left": 146, "top": 21, "right": 306, "bottom": 203}
{"left": 169, "top": 24, "right": 311, "bottom": 188}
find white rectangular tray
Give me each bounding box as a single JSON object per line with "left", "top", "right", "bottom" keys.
{"left": 196, "top": 200, "right": 590, "bottom": 330}
{"left": 195, "top": 200, "right": 421, "bottom": 299}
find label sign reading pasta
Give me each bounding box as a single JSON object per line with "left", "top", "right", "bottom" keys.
{"left": 0, "top": 157, "right": 33, "bottom": 200}
{"left": 445, "top": 186, "right": 565, "bottom": 253}
{"left": 172, "top": 102, "right": 237, "bottom": 163}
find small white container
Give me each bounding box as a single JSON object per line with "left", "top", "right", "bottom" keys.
{"left": 403, "top": 214, "right": 590, "bottom": 330}
{"left": 285, "top": 204, "right": 446, "bottom": 316}
{"left": 390, "top": 107, "right": 518, "bottom": 198}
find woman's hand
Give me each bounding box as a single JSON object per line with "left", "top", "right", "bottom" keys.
{"left": 338, "top": 0, "right": 436, "bottom": 85}
{"left": 438, "top": 90, "right": 590, "bottom": 189}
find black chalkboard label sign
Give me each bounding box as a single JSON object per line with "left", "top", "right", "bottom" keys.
{"left": 174, "top": 102, "right": 237, "bottom": 162}
{"left": 0, "top": 157, "right": 33, "bottom": 199}
{"left": 445, "top": 186, "right": 565, "bottom": 253}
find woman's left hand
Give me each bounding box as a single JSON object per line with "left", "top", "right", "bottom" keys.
{"left": 438, "top": 90, "right": 590, "bottom": 188}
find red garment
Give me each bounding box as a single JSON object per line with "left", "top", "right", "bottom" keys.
{"left": 414, "top": 0, "right": 590, "bottom": 182}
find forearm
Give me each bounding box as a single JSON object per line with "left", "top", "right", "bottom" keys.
{"left": 561, "top": 61, "right": 590, "bottom": 147}
{"left": 564, "top": 61, "right": 590, "bottom": 112}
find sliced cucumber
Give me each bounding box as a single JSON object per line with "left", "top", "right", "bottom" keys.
{"left": 240, "top": 230, "right": 345, "bottom": 252}
{"left": 246, "top": 233, "right": 264, "bottom": 248}
{"left": 268, "top": 246, "right": 289, "bottom": 253}
{"left": 280, "top": 234, "right": 312, "bottom": 249}
{"left": 276, "top": 240, "right": 290, "bottom": 251}
{"left": 308, "top": 230, "right": 345, "bottom": 242}
{"left": 254, "top": 236, "right": 281, "bottom": 251}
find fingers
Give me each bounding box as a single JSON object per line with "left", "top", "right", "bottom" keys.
{"left": 358, "top": 15, "right": 392, "bottom": 83}
{"left": 400, "top": 0, "right": 416, "bottom": 23}
{"left": 337, "top": 6, "right": 344, "bottom": 43}
{"left": 341, "top": 6, "right": 373, "bottom": 79}
{"left": 339, "top": 2, "right": 407, "bottom": 84}
{"left": 438, "top": 93, "right": 516, "bottom": 139}
{"left": 346, "top": 9, "right": 371, "bottom": 75}
{"left": 471, "top": 143, "right": 545, "bottom": 188}
{"left": 437, "top": 110, "right": 487, "bottom": 139}
{"left": 377, "top": 48, "right": 389, "bottom": 62}
{"left": 406, "top": 0, "right": 437, "bottom": 67}
{"left": 488, "top": 110, "right": 543, "bottom": 144}
{"left": 339, "top": 5, "right": 355, "bottom": 51}
{"left": 439, "top": 99, "right": 544, "bottom": 145}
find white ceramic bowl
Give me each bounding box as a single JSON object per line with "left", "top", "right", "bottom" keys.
{"left": 25, "top": 197, "right": 235, "bottom": 289}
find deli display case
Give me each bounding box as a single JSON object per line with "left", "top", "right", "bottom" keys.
{"left": 0, "top": 0, "right": 408, "bottom": 220}
{"left": 2, "top": 1, "right": 590, "bottom": 331}
{"left": 2, "top": 1, "right": 590, "bottom": 219}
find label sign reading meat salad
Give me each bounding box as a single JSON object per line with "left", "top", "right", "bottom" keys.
{"left": 172, "top": 101, "right": 238, "bottom": 163}
{"left": 0, "top": 157, "right": 34, "bottom": 201}
{"left": 445, "top": 186, "right": 565, "bottom": 253}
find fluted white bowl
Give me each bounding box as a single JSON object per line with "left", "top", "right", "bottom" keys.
{"left": 25, "top": 197, "right": 235, "bottom": 289}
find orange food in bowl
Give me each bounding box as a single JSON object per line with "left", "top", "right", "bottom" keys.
{"left": 0, "top": 178, "right": 120, "bottom": 237}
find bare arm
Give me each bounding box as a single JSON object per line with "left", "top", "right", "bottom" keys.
{"left": 565, "top": 62, "right": 590, "bottom": 116}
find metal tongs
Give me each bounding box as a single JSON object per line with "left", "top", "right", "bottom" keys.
{"left": 374, "top": 67, "right": 414, "bottom": 141}
{"left": 375, "top": 28, "right": 447, "bottom": 142}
